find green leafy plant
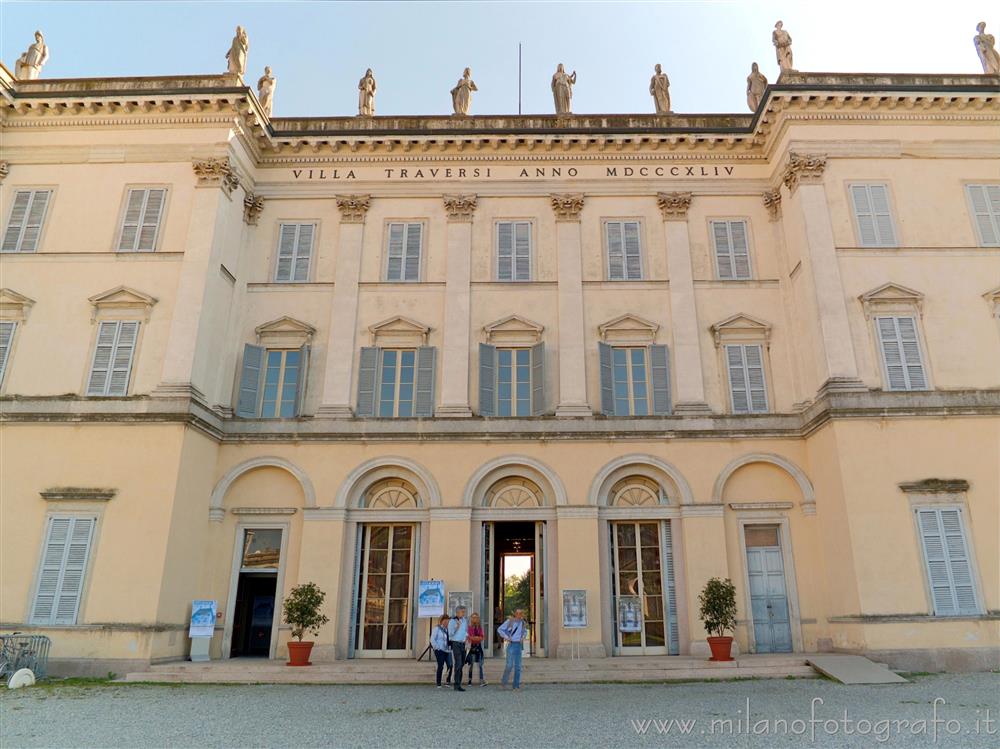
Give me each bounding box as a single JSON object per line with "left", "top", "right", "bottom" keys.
{"left": 282, "top": 582, "right": 330, "bottom": 641}
{"left": 698, "top": 577, "right": 737, "bottom": 638}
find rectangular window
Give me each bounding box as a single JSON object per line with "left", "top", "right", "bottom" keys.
{"left": 875, "top": 316, "right": 927, "bottom": 391}
{"left": 497, "top": 221, "right": 532, "bottom": 281}
{"left": 274, "top": 223, "right": 315, "bottom": 282}
{"left": 606, "top": 221, "right": 643, "bottom": 280}
{"left": 31, "top": 515, "right": 96, "bottom": 625}
{"left": 2, "top": 189, "right": 51, "bottom": 253}
{"left": 711, "top": 220, "right": 752, "bottom": 280}
{"left": 967, "top": 184, "right": 1000, "bottom": 247}
{"left": 86, "top": 320, "right": 139, "bottom": 396}
{"left": 612, "top": 347, "right": 650, "bottom": 416}
{"left": 726, "top": 344, "right": 769, "bottom": 413}
{"left": 378, "top": 349, "right": 417, "bottom": 417}
{"left": 0, "top": 320, "right": 16, "bottom": 387}
{"left": 916, "top": 507, "right": 979, "bottom": 616}
{"left": 849, "top": 183, "right": 897, "bottom": 247}
{"left": 386, "top": 223, "right": 423, "bottom": 282}
{"left": 116, "top": 188, "right": 166, "bottom": 252}
{"left": 496, "top": 348, "right": 532, "bottom": 417}
{"left": 260, "top": 349, "right": 302, "bottom": 418}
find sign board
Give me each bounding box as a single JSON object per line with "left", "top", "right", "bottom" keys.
{"left": 189, "top": 599, "right": 217, "bottom": 638}
{"left": 447, "top": 591, "right": 474, "bottom": 617}
{"left": 617, "top": 596, "right": 643, "bottom": 633}
{"left": 562, "top": 589, "right": 588, "bottom": 629}
{"left": 417, "top": 580, "right": 445, "bottom": 618}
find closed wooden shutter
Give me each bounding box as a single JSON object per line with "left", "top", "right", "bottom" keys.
{"left": 275, "top": 224, "right": 297, "bottom": 281}
{"left": 356, "top": 346, "right": 379, "bottom": 417}
{"left": 712, "top": 220, "right": 752, "bottom": 280}
{"left": 917, "top": 508, "right": 979, "bottom": 616}
{"left": 649, "top": 344, "right": 671, "bottom": 415}
{"left": 294, "top": 344, "right": 310, "bottom": 416}
{"left": 726, "top": 344, "right": 768, "bottom": 413}
{"left": 497, "top": 222, "right": 531, "bottom": 281}
{"left": 967, "top": 185, "right": 1000, "bottom": 246}
{"left": 31, "top": 516, "right": 96, "bottom": 625}
{"left": 606, "top": 221, "right": 642, "bottom": 280}
{"left": 403, "top": 224, "right": 422, "bottom": 281}
{"left": 850, "top": 184, "right": 896, "bottom": 247}
{"left": 662, "top": 520, "right": 679, "bottom": 655}
{"left": 607, "top": 222, "right": 625, "bottom": 280}
{"left": 386, "top": 223, "right": 422, "bottom": 281}
{"left": 414, "top": 346, "right": 436, "bottom": 417}
{"left": 117, "top": 188, "right": 166, "bottom": 252}
{"left": 876, "top": 316, "right": 927, "bottom": 391}
{"left": 598, "top": 342, "right": 614, "bottom": 415}
{"left": 530, "top": 342, "right": 545, "bottom": 416}
{"left": 235, "top": 343, "right": 265, "bottom": 417}
{"left": 2, "top": 190, "right": 51, "bottom": 253}
{"left": 623, "top": 221, "right": 642, "bottom": 280}
{"left": 478, "top": 343, "right": 496, "bottom": 416}
{"left": 275, "top": 223, "right": 315, "bottom": 282}
{"left": 0, "top": 320, "right": 16, "bottom": 386}
{"left": 87, "top": 320, "right": 139, "bottom": 396}
{"left": 497, "top": 222, "right": 514, "bottom": 281}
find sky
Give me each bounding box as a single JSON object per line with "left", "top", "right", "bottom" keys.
{"left": 0, "top": 1, "right": 994, "bottom": 116}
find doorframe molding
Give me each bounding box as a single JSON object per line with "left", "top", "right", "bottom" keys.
{"left": 735, "top": 515, "right": 803, "bottom": 654}
{"left": 221, "top": 520, "right": 291, "bottom": 660}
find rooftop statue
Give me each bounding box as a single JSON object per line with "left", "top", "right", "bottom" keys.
{"left": 226, "top": 26, "right": 249, "bottom": 79}
{"left": 450, "top": 68, "right": 478, "bottom": 116}
{"left": 772, "top": 20, "right": 795, "bottom": 73}
{"left": 746, "top": 62, "right": 768, "bottom": 111}
{"left": 649, "top": 64, "right": 671, "bottom": 114}
{"left": 257, "top": 66, "right": 275, "bottom": 117}
{"left": 358, "top": 68, "right": 377, "bottom": 117}
{"left": 974, "top": 22, "right": 1000, "bottom": 74}
{"left": 15, "top": 30, "right": 49, "bottom": 80}
{"left": 551, "top": 63, "right": 577, "bottom": 115}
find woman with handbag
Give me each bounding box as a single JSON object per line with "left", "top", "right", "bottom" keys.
{"left": 466, "top": 612, "right": 487, "bottom": 686}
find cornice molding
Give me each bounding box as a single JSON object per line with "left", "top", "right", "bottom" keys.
{"left": 898, "top": 478, "right": 970, "bottom": 494}
{"left": 40, "top": 487, "right": 116, "bottom": 502}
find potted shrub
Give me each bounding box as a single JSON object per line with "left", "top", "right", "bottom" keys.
{"left": 282, "top": 582, "right": 329, "bottom": 666}
{"left": 698, "top": 577, "right": 738, "bottom": 662}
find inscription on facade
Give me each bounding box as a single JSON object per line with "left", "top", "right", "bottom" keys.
{"left": 288, "top": 164, "right": 739, "bottom": 181}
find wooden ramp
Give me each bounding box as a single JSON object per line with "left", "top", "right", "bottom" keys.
{"left": 806, "top": 655, "right": 909, "bottom": 684}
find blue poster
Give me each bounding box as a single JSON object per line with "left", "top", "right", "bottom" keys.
{"left": 189, "top": 599, "right": 217, "bottom": 638}
{"left": 417, "top": 580, "right": 445, "bottom": 618}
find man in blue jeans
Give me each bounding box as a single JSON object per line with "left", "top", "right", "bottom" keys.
{"left": 448, "top": 605, "right": 469, "bottom": 692}
{"left": 497, "top": 608, "right": 526, "bottom": 690}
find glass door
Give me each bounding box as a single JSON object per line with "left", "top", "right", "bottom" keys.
{"left": 533, "top": 520, "right": 546, "bottom": 657}
{"left": 356, "top": 524, "right": 414, "bottom": 657}
{"left": 612, "top": 521, "right": 668, "bottom": 655}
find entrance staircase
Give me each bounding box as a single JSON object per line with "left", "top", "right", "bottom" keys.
{"left": 124, "top": 654, "right": 816, "bottom": 685}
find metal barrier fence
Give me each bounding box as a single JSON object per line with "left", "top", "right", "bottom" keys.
{"left": 0, "top": 634, "right": 52, "bottom": 680}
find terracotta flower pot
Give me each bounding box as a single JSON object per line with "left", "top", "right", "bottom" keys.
{"left": 707, "top": 636, "right": 734, "bottom": 662}
{"left": 287, "top": 640, "right": 314, "bottom": 667}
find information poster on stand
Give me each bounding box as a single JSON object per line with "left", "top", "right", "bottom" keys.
{"left": 417, "top": 580, "right": 445, "bottom": 618}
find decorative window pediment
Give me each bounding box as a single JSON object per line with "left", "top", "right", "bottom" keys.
{"left": 860, "top": 283, "right": 924, "bottom": 319}
{"left": 0, "top": 288, "right": 35, "bottom": 322}
{"left": 88, "top": 285, "right": 157, "bottom": 322}
{"left": 369, "top": 315, "right": 430, "bottom": 347}
{"left": 254, "top": 316, "right": 316, "bottom": 347}
{"left": 598, "top": 313, "right": 658, "bottom": 344}
{"left": 483, "top": 314, "right": 544, "bottom": 345}
{"left": 710, "top": 313, "right": 772, "bottom": 347}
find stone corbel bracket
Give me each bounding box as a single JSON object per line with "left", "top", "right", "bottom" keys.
{"left": 192, "top": 157, "right": 240, "bottom": 196}
{"left": 781, "top": 153, "right": 827, "bottom": 193}
{"left": 336, "top": 194, "right": 371, "bottom": 223}
{"left": 762, "top": 189, "right": 782, "bottom": 220}
{"left": 656, "top": 191, "right": 692, "bottom": 220}
{"left": 550, "top": 193, "right": 584, "bottom": 220}
{"left": 0, "top": 161, "right": 9, "bottom": 184}
{"left": 443, "top": 194, "right": 477, "bottom": 222}
{"left": 243, "top": 192, "right": 264, "bottom": 225}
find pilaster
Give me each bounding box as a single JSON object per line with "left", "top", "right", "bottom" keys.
{"left": 658, "top": 192, "right": 711, "bottom": 414}
{"left": 551, "top": 194, "right": 592, "bottom": 417}
{"left": 316, "top": 195, "right": 371, "bottom": 417}
{"left": 677, "top": 505, "right": 735, "bottom": 655}
{"left": 437, "top": 195, "right": 476, "bottom": 417}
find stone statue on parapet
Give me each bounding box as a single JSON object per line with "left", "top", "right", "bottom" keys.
{"left": 15, "top": 30, "right": 49, "bottom": 80}
{"left": 772, "top": 20, "right": 795, "bottom": 73}
{"left": 257, "top": 66, "right": 276, "bottom": 117}
{"left": 551, "top": 63, "right": 577, "bottom": 115}
{"left": 746, "top": 62, "right": 768, "bottom": 111}
{"left": 974, "top": 22, "right": 1000, "bottom": 74}
{"left": 226, "top": 26, "right": 249, "bottom": 79}
{"left": 650, "top": 64, "right": 671, "bottom": 114}
{"left": 451, "top": 68, "right": 478, "bottom": 116}
{"left": 358, "top": 68, "right": 377, "bottom": 117}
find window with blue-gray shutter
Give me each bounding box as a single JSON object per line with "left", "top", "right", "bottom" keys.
{"left": 599, "top": 343, "right": 670, "bottom": 416}
{"left": 116, "top": 188, "right": 166, "bottom": 252}
{"left": 414, "top": 346, "right": 436, "bottom": 417}
{"left": 711, "top": 220, "right": 752, "bottom": 280}
{"left": 725, "top": 344, "right": 769, "bottom": 413}
{"left": 967, "top": 185, "right": 1000, "bottom": 247}
{"left": 386, "top": 223, "right": 423, "bottom": 282}
{"left": 606, "top": 221, "right": 643, "bottom": 280}
{"left": 236, "top": 343, "right": 309, "bottom": 418}
{"left": 359, "top": 347, "right": 436, "bottom": 417}
{"left": 478, "top": 343, "right": 496, "bottom": 417}
{"left": 0, "top": 320, "right": 17, "bottom": 387}
{"left": 31, "top": 515, "right": 96, "bottom": 625}
{"left": 916, "top": 507, "right": 979, "bottom": 616}
{"left": 274, "top": 223, "right": 315, "bottom": 282}
{"left": 497, "top": 221, "right": 532, "bottom": 281}
{"left": 2, "top": 190, "right": 51, "bottom": 253}
{"left": 849, "top": 183, "right": 897, "bottom": 247}
{"left": 479, "top": 343, "right": 545, "bottom": 417}
{"left": 86, "top": 320, "right": 139, "bottom": 396}
{"left": 875, "top": 316, "right": 927, "bottom": 391}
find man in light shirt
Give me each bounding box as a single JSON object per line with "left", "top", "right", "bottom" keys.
{"left": 497, "top": 608, "right": 527, "bottom": 690}
{"left": 447, "top": 605, "right": 469, "bottom": 692}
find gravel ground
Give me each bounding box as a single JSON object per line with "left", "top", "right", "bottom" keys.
{"left": 1, "top": 673, "right": 997, "bottom": 748}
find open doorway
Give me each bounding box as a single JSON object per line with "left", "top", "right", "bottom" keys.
{"left": 229, "top": 528, "right": 283, "bottom": 658}
{"left": 483, "top": 521, "right": 546, "bottom": 657}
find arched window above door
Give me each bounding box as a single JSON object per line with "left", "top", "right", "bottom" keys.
{"left": 487, "top": 477, "right": 542, "bottom": 508}
{"left": 366, "top": 478, "right": 419, "bottom": 509}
